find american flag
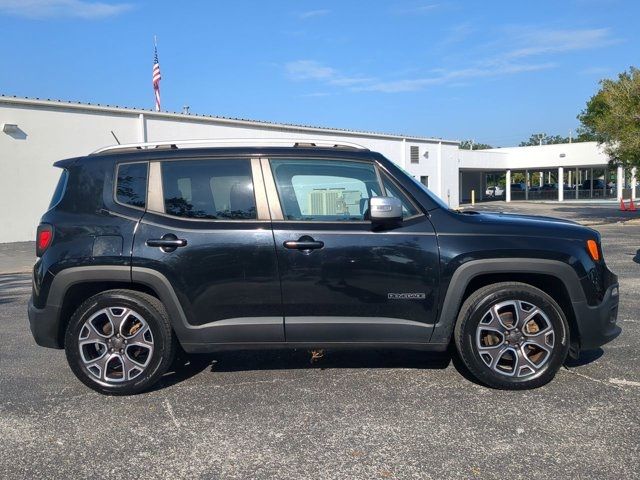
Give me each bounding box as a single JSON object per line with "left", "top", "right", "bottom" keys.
{"left": 152, "top": 45, "right": 162, "bottom": 111}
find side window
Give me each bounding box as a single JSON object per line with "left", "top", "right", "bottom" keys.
{"left": 116, "top": 162, "right": 148, "bottom": 208}
{"left": 381, "top": 173, "right": 420, "bottom": 218}
{"left": 48, "top": 169, "right": 68, "bottom": 210}
{"left": 270, "top": 159, "right": 382, "bottom": 221}
{"left": 161, "top": 159, "right": 256, "bottom": 220}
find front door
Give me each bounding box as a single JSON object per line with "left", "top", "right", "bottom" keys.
{"left": 265, "top": 157, "right": 440, "bottom": 344}
{"left": 132, "top": 157, "right": 283, "bottom": 346}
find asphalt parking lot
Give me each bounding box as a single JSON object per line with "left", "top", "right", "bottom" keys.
{"left": 1, "top": 204, "right": 639, "bottom": 479}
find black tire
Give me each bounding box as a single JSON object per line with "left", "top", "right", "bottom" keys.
{"left": 64, "top": 289, "right": 176, "bottom": 395}
{"left": 454, "top": 282, "right": 569, "bottom": 390}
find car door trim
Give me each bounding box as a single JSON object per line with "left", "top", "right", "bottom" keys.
{"left": 260, "top": 157, "right": 284, "bottom": 220}
{"left": 251, "top": 158, "right": 271, "bottom": 220}
{"left": 137, "top": 218, "right": 272, "bottom": 231}
{"left": 147, "top": 161, "right": 165, "bottom": 213}
{"left": 285, "top": 316, "right": 434, "bottom": 343}
{"left": 272, "top": 229, "right": 435, "bottom": 236}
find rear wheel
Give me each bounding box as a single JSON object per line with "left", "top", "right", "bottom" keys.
{"left": 454, "top": 282, "right": 569, "bottom": 389}
{"left": 65, "top": 289, "right": 176, "bottom": 395}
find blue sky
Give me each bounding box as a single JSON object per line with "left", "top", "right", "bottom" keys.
{"left": 0, "top": 0, "right": 637, "bottom": 146}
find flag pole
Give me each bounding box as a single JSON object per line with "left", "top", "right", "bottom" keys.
{"left": 152, "top": 35, "right": 162, "bottom": 112}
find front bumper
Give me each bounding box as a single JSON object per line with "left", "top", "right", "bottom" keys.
{"left": 572, "top": 283, "right": 621, "bottom": 352}
{"left": 28, "top": 296, "right": 63, "bottom": 349}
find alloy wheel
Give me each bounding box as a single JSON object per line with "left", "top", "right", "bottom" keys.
{"left": 78, "top": 307, "right": 154, "bottom": 384}
{"left": 475, "top": 300, "right": 555, "bottom": 378}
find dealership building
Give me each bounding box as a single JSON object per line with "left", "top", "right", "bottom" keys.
{"left": 1, "top": 95, "right": 637, "bottom": 243}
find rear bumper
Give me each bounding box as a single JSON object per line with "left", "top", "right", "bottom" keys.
{"left": 28, "top": 296, "right": 63, "bottom": 349}
{"left": 572, "top": 283, "right": 621, "bottom": 352}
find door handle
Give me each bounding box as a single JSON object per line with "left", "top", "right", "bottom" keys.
{"left": 283, "top": 236, "right": 324, "bottom": 251}
{"left": 146, "top": 234, "right": 187, "bottom": 252}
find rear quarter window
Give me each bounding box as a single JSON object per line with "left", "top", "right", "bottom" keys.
{"left": 116, "top": 162, "right": 148, "bottom": 209}
{"left": 48, "top": 169, "right": 68, "bottom": 210}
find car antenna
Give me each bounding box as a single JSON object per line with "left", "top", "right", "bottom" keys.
{"left": 110, "top": 130, "right": 121, "bottom": 145}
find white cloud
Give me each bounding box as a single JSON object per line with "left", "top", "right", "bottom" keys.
{"left": 580, "top": 66, "right": 610, "bottom": 75}
{"left": 0, "top": 0, "right": 132, "bottom": 19}
{"left": 285, "top": 26, "right": 617, "bottom": 94}
{"left": 286, "top": 58, "right": 555, "bottom": 94}
{"left": 359, "top": 63, "right": 556, "bottom": 93}
{"left": 502, "top": 28, "right": 617, "bottom": 60}
{"left": 393, "top": 2, "right": 443, "bottom": 14}
{"left": 285, "top": 60, "right": 372, "bottom": 87}
{"left": 440, "top": 22, "right": 474, "bottom": 46}
{"left": 300, "top": 92, "right": 332, "bottom": 98}
{"left": 298, "top": 9, "right": 330, "bottom": 20}
{"left": 286, "top": 60, "right": 334, "bottom": 81}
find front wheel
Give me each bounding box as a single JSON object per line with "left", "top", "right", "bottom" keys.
{"left": 64, "top": 289, "right": 176, "bottom": 395}
{"left": 454, "top": 282, "right": 569, "bottom": 390}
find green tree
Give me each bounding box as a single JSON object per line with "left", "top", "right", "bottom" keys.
{"left": 511, "top": 172, "right": 526, "bottom": 184}
{"left": 518, "top": 132, "right": 596, "bottom": 147}
{"left": 578, "top": 67, "right": 640, "bottom": 168}
{"left": 459, "top": 140, "right": 493, "bottom": 150}
{"left": 519, "top": 133, "right": 570, "bottom": 146}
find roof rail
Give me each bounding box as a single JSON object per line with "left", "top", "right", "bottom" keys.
{"left": 91, "top": 138, "right": 369, "bottom": 155}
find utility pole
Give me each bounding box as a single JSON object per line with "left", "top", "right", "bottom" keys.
{"left": 537, "top": 133, "right": 546, "bottom": 146}
{"left": 569, "top": 130, "right": 572, "bottom": 143}
{"left": 470, "top": 139, "right": 474, "bottom": 151}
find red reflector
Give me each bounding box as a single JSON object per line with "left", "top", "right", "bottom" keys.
{"left": 36, "top": 225, "right": 53, "bottom": 257}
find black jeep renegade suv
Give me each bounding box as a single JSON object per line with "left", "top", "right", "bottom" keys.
{"left": 28, "top": 140, "right": 621, "bottom": 394}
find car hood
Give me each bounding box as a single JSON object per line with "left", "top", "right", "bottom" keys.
{"left": 477, "top": 211, "right": 580, "bottom": 226}
{"left": 456, "top": 209, "right": 595, "bottom": 239}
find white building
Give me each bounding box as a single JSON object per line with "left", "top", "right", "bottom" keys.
{"left": 0, "top": 95, "right": 636, "bottom": 243}
{"left": 0, "top": 95, "right": 459, "bottom": 243}
{"left": 458, "top": 143, "right": 637, "bottom": 204}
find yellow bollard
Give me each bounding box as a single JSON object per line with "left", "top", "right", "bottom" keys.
{"left": 471, "top": 189, "right": 475, "bottom": 206}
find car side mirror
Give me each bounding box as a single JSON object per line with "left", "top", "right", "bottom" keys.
{"left": 369, "top": 196, "right": 403, "bottom": 227}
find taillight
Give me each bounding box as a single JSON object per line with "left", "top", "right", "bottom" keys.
{"left": 36, "top": 224, "right": 53, "bottom": 257}
{"left": 586, "top": 239, "right": 600, "bottom": 262}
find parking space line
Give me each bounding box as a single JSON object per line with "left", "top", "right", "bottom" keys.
{"left": 163, "top": 399, "right": 180, "bottom": 430}
{"left": 562, "top": 367, "right": 624, "bottom": 390}
{"left": 608, "top": 378, "right": 640, "bottom": 388}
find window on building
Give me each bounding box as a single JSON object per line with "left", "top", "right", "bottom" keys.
{"left": 161, "top": 159, "right": 256, "bottom": 220}
{"left": 270, "top": 159, "right": 382, "bottom": 221}
{"left": 420, "top": 176, "right": 429, "bottom": 187}
{"left": 116, "top": 162, "right": 148, "bottom": 208}
{"left": 410, "top": 146, "right": 420, "bottom": 164}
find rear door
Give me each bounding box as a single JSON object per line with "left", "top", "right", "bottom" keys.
{"left": 263, "top": 156, "right": 440, "bottom": 344}
{"left": 131, "top": 156, "right": 283, "bottom": 346}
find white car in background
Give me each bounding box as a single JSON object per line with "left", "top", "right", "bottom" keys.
{"left": 485, "top": 185, "right": 505, "bottom": 197}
